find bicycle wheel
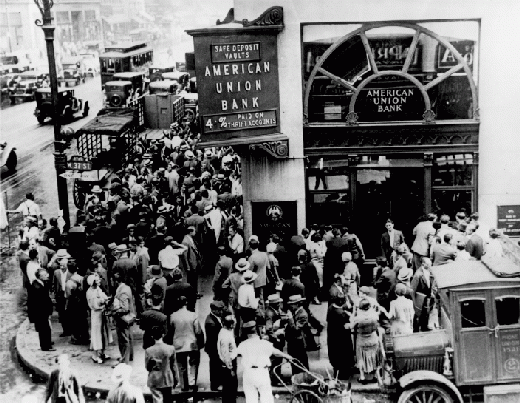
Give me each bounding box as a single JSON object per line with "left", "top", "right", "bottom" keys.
{"left": 290, "top": 390, "right": 323, "bottom": 403}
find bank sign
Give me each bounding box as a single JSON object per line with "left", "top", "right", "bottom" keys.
{"left": 192, "top": 33, "right": 280, "bottom": 138}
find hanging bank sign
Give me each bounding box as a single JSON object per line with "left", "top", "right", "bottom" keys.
{"left": 188, "top": 29, "right": 281, "bottom": 139}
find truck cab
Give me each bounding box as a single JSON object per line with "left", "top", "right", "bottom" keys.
{"left": 163, "top": 71, "right": 190, "bottom": 91}
{"left": 112, "top": 72, "right": 145, "bottom": 95}
{"left": 60, "top": 57, "right": 86, "bottom": 86}
{"left": 149, "top": 65, "right": 176, "bottom": 82}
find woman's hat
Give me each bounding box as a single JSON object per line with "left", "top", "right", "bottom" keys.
{"left": 115, "top": 244, "right": 128, "bottom": 253}
{"left": 111, "top": 363, "right": 133, "bottom": 384}
{"left": 108, "top": 243, "right": 117, "bottom": 251}
{"left": 91, "top": 185, "right": 103, "bottom": 194}
{"left": 267, "top": 294, "right": 283, "bottom": 304}
{"left": 56, "top": 249, "right": 71, "bottom": 260}
{"left": 287, "top": 294, "right": 306, "bottom": 304}
{"left": 150, "top": 265, "right": 162, "bottom": 278}
{"left": 341, "top": 252, "right": 352, "bottom": 262}
{"left": 235, "top": 258, "right": 250, "bottom": 272}
{"left": 241, "top": 270, "right": 258, "bottom": 283}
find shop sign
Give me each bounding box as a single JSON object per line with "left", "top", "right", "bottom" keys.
{"left": 497, "top": 205, "right": 520, "bottom": 237}
{"left": 252, "top": 201, "right": 297, "bottom": 245}
{"left": 437, "top": 39, "right": 475, "bottom": 72}
{"left": 192, "top": 33, "right": 280, "bottom": 138}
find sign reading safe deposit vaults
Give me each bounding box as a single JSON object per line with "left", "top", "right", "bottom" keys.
{"left": 190, "top": 30, "right": 281, "bottom": 139}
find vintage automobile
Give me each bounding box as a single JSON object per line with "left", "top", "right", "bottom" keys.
{"left": 12, "top": 71, "right": 46, "bottom": 102}
{"left": 59, "top": 56, "right": 86, "bottom": 86}
{"left": 112, "top": 72, "right": 146, "bottom": 95}
{"left": 357, "top": 257, "right": 520, "bottom": 403}
{"left": 104, "top": 81, "right": 135, "bottom": 107}
{"left": 162, "top": 71, "right": 190, "bottom": 90}
{"left": 149, "top": 64, "right": 176, "bottom": 82}
{"left": 34, "top": 88, "right": 89, "bottom": 124}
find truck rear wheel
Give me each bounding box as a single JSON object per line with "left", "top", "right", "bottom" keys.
{"left": 398, "top": 384, "right": 456, "bottom": 403}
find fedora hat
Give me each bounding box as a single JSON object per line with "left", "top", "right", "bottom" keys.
{"left": 241, "top": 270, "right": 258, "bottom": 284}
{"left": 56, "top": 249, "right": 71, "bottom": 260}
{"left": 248, "top": 235, "right": 259, "bottom": 243}
{"left": 287, "top": 294, "right": 305, "bottom": 304}
{"left": 91, "top": 185, "right": 103, "bottom": 194}
{"left": 150, "top": 265, "right": 162, "bottom": 278}
{"left": 204, "top": 204, "right": 213, "bottom": 212}
{"left": 397, "top": 267, "right": 413, "bottom": 282}
{"left": 267, "top": 293, "right": 283, "bottom": 304}
{"left": 108, "top": 242, "right": 117, "bottom": 251}
{"left": 242, "top": 320, "right": 256, "bottom": 330}
{"left": 235, "top": 258, "right": 250, "bottom": 272}
{"left": 115, "top": 244, "right": 128, "bottom": 253}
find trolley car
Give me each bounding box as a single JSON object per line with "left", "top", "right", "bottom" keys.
{"left": 99, "top": 42, "right": 153, "bottom": 88}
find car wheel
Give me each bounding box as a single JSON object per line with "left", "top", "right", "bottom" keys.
{"left": 398, "top": 383, "right": 457, "bottom": 403}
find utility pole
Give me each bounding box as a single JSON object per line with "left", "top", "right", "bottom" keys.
{"left": 33, "top": 0, "right": 70, "bottom": 229}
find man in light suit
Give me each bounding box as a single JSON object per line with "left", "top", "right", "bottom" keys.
{"left": 411, "top": 257, "right": 437, "bottom": 332}
{"left": 381, "top": 219, "right": 405, "bottom": 266}
{"left": 411, "top": 214, "right": 437, "bottom": 271}
{"left": 248, "top": 236, "right": 269, "bottom": 306}
{"left": 164, "top": 295, "right": 204, "bottom": 391}
{"left": 51, "top": 249, "right": 73, "bottom": 336}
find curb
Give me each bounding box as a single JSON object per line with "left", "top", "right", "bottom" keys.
{"left": 15, "top": 318, "right": 383, "bottom": 400}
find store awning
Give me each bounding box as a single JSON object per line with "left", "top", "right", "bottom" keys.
{"left": 197, "top": 133, "right": 289, "bottom": 158}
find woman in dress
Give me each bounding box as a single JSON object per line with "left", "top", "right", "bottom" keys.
{"left": 86, "top": 274, "right": 112, "bottom": 363}
{"left": 383, "top": 283, "right": 414, "bottom": 335}
{"left": 485, "top": 229, "right": 503, "bottom": 258}
{"left": 349, "top": 299, "right": 385, "bottom": 385}
{"left": 342, "top": 252, "right": 360, "bottom": 302}
{"left": 326, "top": 294, "right": 354, "bottom": 380}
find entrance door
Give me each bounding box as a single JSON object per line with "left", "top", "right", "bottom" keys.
{"left": 354, "top": 165, "right": 423, "bottom": 259}
{"left": 455, "top": 291, "right": 494, "bottom": 385}
{"left": 493, "top": 288, "right": 520, "bottom": 382}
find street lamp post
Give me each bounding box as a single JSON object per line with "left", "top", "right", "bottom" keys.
{"left": 34, "top": 0, "right": 70, "bottom": 229}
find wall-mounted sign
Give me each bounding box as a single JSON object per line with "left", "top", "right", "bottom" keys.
{"left": 191, "top": 31, "right": 280, "bottom": 140}
{"left": 497, "top": 205, "right": 520, "bottom": 237}
{"left": 66, "top": 156, "right": 92, "bottom": 171}
{"left": 252, "top": 201, "right": 297, "bottom": 245}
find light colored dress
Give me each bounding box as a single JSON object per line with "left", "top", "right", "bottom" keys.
{"left": 388, "top": 296, "right": 414, "bottom": 335}
{"left": 87, "top": 286, "right": 109, "bottom": 351}
{"left": 351, "top": 310, "right": 383, "bottom": 373}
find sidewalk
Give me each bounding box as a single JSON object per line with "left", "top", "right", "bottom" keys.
{"left": 15, "top": 275, "right": 381, "bottom": 399}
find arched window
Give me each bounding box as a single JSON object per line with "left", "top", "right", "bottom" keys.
{"left": 303, "top": 22, "right": 479, "bottom": 125}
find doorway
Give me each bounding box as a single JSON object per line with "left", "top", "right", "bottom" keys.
{"left": 354, "top": 164, "right": 424, "bottom": 259}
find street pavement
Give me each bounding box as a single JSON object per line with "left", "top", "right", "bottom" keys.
{"left": 15, "top": 273, "right": 388, "bottom": 402}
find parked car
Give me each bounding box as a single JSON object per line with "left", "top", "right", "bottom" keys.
{"left": 163, "top": 71, "right": 190, "bottom": 91}
{"left": 34, "top": 88, "right": 89, "bottom": 124}
{"left": 112, "top": 72, "right": 146, "bottom": 95}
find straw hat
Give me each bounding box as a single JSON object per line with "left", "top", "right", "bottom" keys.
{"left": 248, "top": 235, "right": 259, "bottom": 243}
{"left": 241, "top": 270, "right": 258, "bottom": 284}
{"left": 287, "top": 294, "right": 306, "bottom": 304}
{"left": 235, "top": 258, "right": 250, "bottom": 272}
{"left": 91, "top": 185, "right": 103, "bottom": 194}
{"left": 56, "top": 249, "right": 71, "bottom": 260}
{"left": 115, "top": 244, "right": 128, "bottom": 253}
{"left": 397, "top": 267, "right": 413, "bottom": 282}
{"left": 267, "top": 294, "right": 283, "bottom": 304}
{"left": 204, "top": 204, "right": 213, "bottom": 212}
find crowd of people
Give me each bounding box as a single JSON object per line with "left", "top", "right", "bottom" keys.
{"left": 12, "top": 116, "right": 507, "bottom": 402}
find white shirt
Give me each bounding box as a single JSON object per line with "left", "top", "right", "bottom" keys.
{"left": 229, "top": 233, "right": 244, "bottom": 255}
{"left": 388, "top": 230, "right": 395, "bottom": 248}
{"left": 27, "top": 261, "right": 40, "bottom": 285}
{"left": 217, "top": 328, "right": 237, "bottom": 368}
{"left": 16, "top": 200, "right": 41, "bottom": 217}
{"left": 22, "top": 226, "right": 40, "bottom": 243}
{"left": 238, "top": 283, "right": 258, "bottom": 309}
{"left": 236, "top": 336, "right": 275, "bottom": 369}
{"left": 158, "top": 245, "right": 183, "bottom": 270}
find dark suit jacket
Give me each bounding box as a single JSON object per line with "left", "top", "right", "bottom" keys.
{"left": 32, "top": 280, "right": 53, "bottom": 319}
{"left": 281, "top": 278, "right": 306, "bottom": 303}
{"left": 113, "top": 257, "right": 141, "bottom": 294}
{"left": 140, "top": 308, "right": 168, "bottom": 350}
{"left": 431, "top": 243, "right": 457, "bottom": 266}
{"left": 204, "top": 313, "right": 222, "bottom": 357}
{"left": 163, "top": 280, "right": 195, "bottom": 316}
{"left": 52, "top": 268, "right": 72, "bottom": 303}
{"left": 381, "top": 230, "right": 405, "bottom": 261}
{"left": 45, "top": 369, "right": 84, "bottom": 403}
{"left": 323, "top": 237, "right": 349, "bottom": 289}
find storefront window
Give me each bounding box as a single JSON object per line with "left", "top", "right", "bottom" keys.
{"left": 433, "top": 154, "right": 473, "bottom": 186}
{"left": 433, "top": 189, "right": 473, "bottom": 218}
{"left": 308, "top": 192, "right": 351, "bottom": 225}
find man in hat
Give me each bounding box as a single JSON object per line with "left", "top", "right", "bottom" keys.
{"left": 218, "top": 314, "right": 238, "bottom": 403}
{"left": 431, "top": 233, "right": 457, "bottom": 266}
{"left": 32, "top": 268, "right": 56, "bottom": 351}
{"left": 411, "top": 214, "right": 437, "bottom": 271}
{"left": 264, "top": 293, "right": 288, "bottom": 385}
{"left": 236, "top": 320, "right": 292, "bottom": 403}
{"left": 285, "top": 294, "right": 309, "bottom": 373}
{"left": 158, "top": 236, "right": 187, "bottom": 273}
{"left": 205, "top": 300, "right": 225, "bottom": 391}
{"left": 51, "top": 249, "right": 73, "bottom": 336}
{"left": 164, "top": 295, "right": 204, "bottom": 392}
{"left": 411, "top": 257, "right": 437, "bottom": 332}
{"left": 163, "top": 268, "right": 195, "bottom": 316}
{"left": 281, "top": 266, "right": 306, "bottom": 305}
{"left": 237, "top": 269, "right": 259, "bottom": 335}
{"left": 222, "top": 258, "right": 249, "bottom": 336}
{"left": 248, "top": 235, "right": 269, "bottom": 308}
{"left": 140, "top": 284, "right": 168, "bottom": 350}
{"left": 181, "top": 224, "right": 202, "bottom": 297}
{"left": 228, "top": 225, "right": 244, "bottom": 262}
{"left": 205, "top": 203, "right": 223, "bottom": 243}
{"left": 107, "top": 363, "right": 145, "bottom": 403}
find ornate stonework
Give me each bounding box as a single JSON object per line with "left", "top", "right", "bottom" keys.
{"left": 216, "top": 6, "right": 284, "bottom": 27}
{"left": 249, "top": 140, "right": 289, "bottom": 158}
